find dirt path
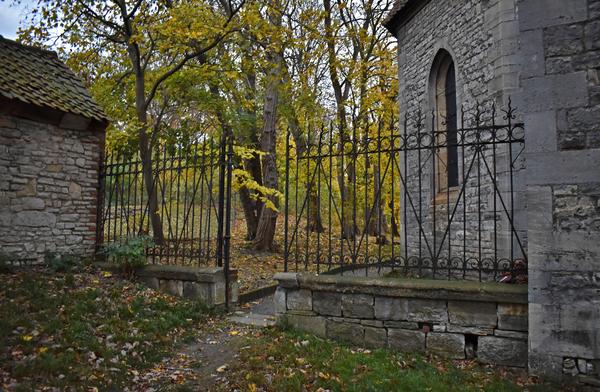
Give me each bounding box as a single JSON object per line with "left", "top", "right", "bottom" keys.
{"left": 136, "top": 296, "right": 276, "bottom": 391}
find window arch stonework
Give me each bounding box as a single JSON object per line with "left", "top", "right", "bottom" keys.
{"left": 430, "top": 50, "right": 459, "bottom": 197}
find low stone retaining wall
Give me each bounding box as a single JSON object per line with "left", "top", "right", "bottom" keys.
{"left": 97, "top": 263, "right": 238, "bottom": 307}
{"left": 274, "top": 273, "right": 528, "bottom": 367}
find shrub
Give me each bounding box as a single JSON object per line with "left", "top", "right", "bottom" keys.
{"left": 104, "top": 235, "right": 152, "bottom": 274}
{"left": 0, "top": 253, "right": 13, "bottom": 274}
{"left": 44, "top": 253, "right": 79, "bottom": 273}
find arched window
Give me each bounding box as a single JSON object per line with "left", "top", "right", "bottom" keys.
{"left": 431, "top": 50, "right": 459, "bottom": 194}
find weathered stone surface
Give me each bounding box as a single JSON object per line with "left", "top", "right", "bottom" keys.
{"left": 330, "top": 316, "right": 361, "bottom": 324}
{"left": 274, "top": 287, "right": 286, "bottom": 314}
{"left": 313, "top": 291, "right": 342, "bottom": 316}
{"left": 493, "top": 329, "right": 527, "bottom": 340}
{"left": 326, "top": 320, "right": 364, "bottom": 345}
{"left": 0, "top": 115, "right": 103, "bottom": 263}
{"left": 374, "top": 297, "right": 408, "bottom": 320}
{"left": 164, "top": 280, "right": 183, "bottom": 297}
{"left": 20, "top": 197, "right": 45, "bottom": 210}
{"left": 447, "top": 325, "right": 493, "bottom": 335}
{"left": 284, "top": 314, "right": 327, "bottom": 338}
{"left": 407, "top": 299, "right": 448, "bottom": 323}
{"left": 387, "top": 329, "right": 425, "bottom": 353}
{"left": 478, "top": 336, "right": 527, "bottom": 367}
{"left": 287, "top": 289, "right": 312, "bottom": 311}
{"left": 497, "top": 304, "right": 528, "bottom": 331}
{"left": 426, "top": 333, "right": 465, "bottom": 359}
{"left": 139, "top": 276, "right": 159, "bottom": 290}
{"left": 361, "top": 319, "right": 384, "bottom": 327}
{"left": 448, "top": 301, "right": 497, "bottom": 327}
{"left": 274, "top": 272, "right": 299, "bottom": 289}
{"left": 182, "top": 281, "right": 200, "bottom": 299}
{"left": 364, "top": 327, "right": 387, "bottom": 348}
{"left": 342, "top": 293, "right": 374, "bottom": 318}
{"left": 384, "top": 321, "right": 420, "bottom": 329}
{"left": 12, "top": 211, "right": 56, "bottom": 227}
{"left": 287, "top": 310, "right": 315, "bottom": 316}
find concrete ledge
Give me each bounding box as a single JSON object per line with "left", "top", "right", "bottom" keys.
{"left": 274, "top": 273, "right": 527, "bottom": 304}
{"left": 95, "top": 262, "right": 238, "bottom": 307}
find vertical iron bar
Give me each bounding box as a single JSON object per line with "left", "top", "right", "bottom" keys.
{"left": 328, "top": 124, "right": 333, "bottom": 272}
{"left": 403, "top": 114, "right": 408, "bottom": 274}
{"left": 207, "top": 139, "right": 216, "bottom": 264}
{"left": 284, "top": 130, "right": 290, "bottom": 272}
{"left": 174, "top": 146, "right": 183, "bottom": 264}
{"left": 224, "top": 133, "right": 234, "bottom": 310}
{"left": 431, "top": 111, "right": 437, "bottom": 279}
{"left": 508, "top": 100, "right": 515, "bottom": 267}
{"left": 492, "top": 104, "right": 498, "bottom": 279}
{"left": 295, "top": 133, "right": 299, "bottom": 272}
{"left": 340, "top": 124, "right": 345, "bottom": 274}
{"left": 476, "top": 105, "right": 482, "bottom": 281}
{"left": 461, "top": 107, "right": 467, "bottom": 279}
{"left": 377, "top": 122, "right": 383, "bottom": 275}
{"left": 216, "top": 132, "right": 227, "bottom": 268}
{"left": 190, "top": 143, "right": 200, "bottom": 264}
{"left": 364, "top": 131, "right": 369, "bottom": 273}
{"left": 113, "top": 151, "right": 120, "bottom": 244}
{"left": 305, "top": 128, "right": 310, "bottom": 271}
{"left": 390, "top": 119, "right": 395, "bottom": 269}
{"left": 316, "top": 128, "right": 323, "bottom": 275}
{"left": 352, "top": 124, "right": 357, "bottom": 267}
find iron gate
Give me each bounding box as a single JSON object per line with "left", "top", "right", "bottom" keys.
{"left": 282, "top": 101, "right": 527, "bottom": 282}
{"left": 96, "top": 132, "right": 234, "bottom": 292}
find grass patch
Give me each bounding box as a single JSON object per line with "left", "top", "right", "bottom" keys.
{"left": 0, "top": 268, "right": 209, "bottom": 390}
{"left": 226, "top": 329, "right": 553, "bottom": 392}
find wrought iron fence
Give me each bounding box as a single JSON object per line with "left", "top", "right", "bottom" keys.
{"left": 97, "top": 133, "right": 234, "bottom": 272}
{"left": 282, "top": 101, "right": 527, "bottom": 282}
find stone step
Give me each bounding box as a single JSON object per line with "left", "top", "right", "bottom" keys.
{"left": 228, "top": 313, "right": 276, "bottom": 327}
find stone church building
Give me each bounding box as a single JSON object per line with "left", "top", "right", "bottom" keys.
{"left": 384, "top": 0, "right": 600, "bottom": 383}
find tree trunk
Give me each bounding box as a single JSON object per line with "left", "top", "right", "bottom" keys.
{"left": 239, "top": 187, "right": 259, "bottom": 240}
{"left": 308, "top": 184, "right": 324, "bottom": 233}
{"left": 390, "top": 201, "right": 400, "bottom": 237}
{"left": 366, "top": 162, "right": 388, "bottom": 244}
{"left": 127, "top": 41, "right": 165, "bottom": 246}
{"left": 253, "top": 53, "right": 281, "bottom": 251}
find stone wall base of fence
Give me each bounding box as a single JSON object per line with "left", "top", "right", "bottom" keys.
{"left": 97, "top": 262, "right": 238, "bottom": 307}
{"left": 274, "top": 273, "right": 528, "bottom": 368}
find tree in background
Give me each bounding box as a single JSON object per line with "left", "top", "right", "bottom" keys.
{"left": 19, "top": 0, "right": 245, "bottom": 245}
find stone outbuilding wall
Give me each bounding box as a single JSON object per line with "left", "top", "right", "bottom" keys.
{"left": 0, "top": 37, "right": 108, "bottom": 264}
{"left": 274, "top": 273, "right": 528, "bottom": 367}
{"left": 0, "top": 114, "right": 105, "bottom": 262}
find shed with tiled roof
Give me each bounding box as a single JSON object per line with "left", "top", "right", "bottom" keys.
{"left": 0, "top": 36, "right": 108, "bottom": 263}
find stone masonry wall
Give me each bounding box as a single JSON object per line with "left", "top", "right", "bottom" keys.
{"left": 0, "top": 114, "right": 104, "bottom": 262}
{"left": 518, "top": 0, "right": 600, "bottom": 385}
{"left": 274, "top": 273, "right": 528, "bottom": 367}
{"left": 395, "top": 0, "right": 527, "bottom": 274}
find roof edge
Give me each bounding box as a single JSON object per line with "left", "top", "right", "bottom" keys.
{"left": 0, "top": 35, "right": 59, "bottom": 59}
{"left": 383, "top": 0, "right": 429, "bottom": 36}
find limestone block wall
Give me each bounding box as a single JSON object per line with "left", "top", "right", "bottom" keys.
{"left": 274, "top": 273, "right": 528, "bottom": 367}
{"left": 0, "top": 114, "right": 104, "bottom": 262}
{"left": 518, "top": 0, "right": 600, "bottom": 384}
